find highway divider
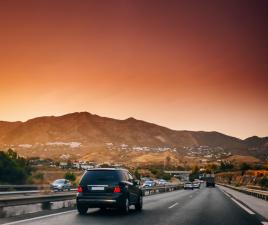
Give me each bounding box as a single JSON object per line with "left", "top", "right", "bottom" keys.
{"left": 142, "top": 185, "right": 182, "bottom": 196}
{"left": 217, "top": 183, "right": 268, "bottom": 201}
{"left": 0, "top": 184, "right": 182, "bottom": 218}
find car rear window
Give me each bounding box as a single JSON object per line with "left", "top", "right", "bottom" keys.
{"left": 80, "top": 170, "right": 122, "bottom": 185}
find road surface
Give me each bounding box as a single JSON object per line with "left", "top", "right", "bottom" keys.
{"left": 1, "top": 185, "right": 267, "bottom": 225}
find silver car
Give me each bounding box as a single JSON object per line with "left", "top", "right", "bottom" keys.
{"left": 193, "top": 181, "right": 200, "bottom": 189}
{"left": 184, "top": 182, "right": 193, "bottom": 190}
{"left": 51, "top": 179, "right": 71, "bottom": 192}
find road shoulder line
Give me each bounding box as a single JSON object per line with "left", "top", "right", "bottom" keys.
{"left": 0, "top": 210, "right": 77, "bottom": 225}
{"left": 230, "top": 197, "right": 255, "bottom": 215}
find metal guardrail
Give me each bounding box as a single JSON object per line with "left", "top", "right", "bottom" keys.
{"left": 0, "top": 192, "right": 76, "bottom": 208}
{"left": 142, "top": 185, "right": 182, "bottom": 196}
{"left": 0, "top": 185, "right": 182, "bottom": 213}
{"left": 217, "top": 183, "right": 268, "bottom": 201}
{"left": 0, "top": 189, "right": 77, "bottom": 196}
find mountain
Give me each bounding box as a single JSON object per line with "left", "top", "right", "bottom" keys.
{"left": 243, "top": 136, "right": 268, "bottom": 159}
{"left": 0, "top": 112, "right": 267, "bottom": 162}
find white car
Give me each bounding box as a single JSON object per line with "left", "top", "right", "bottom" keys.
{"left": 157, "top": 179, "right": 168, "bottom": 186}
{"left": 142, "top": 180, "right": 156, "bottom": 187}
{"left": 184, "top": 182, "right": 193, "bottom": 190}
{"left": 193, "top": 181, "right": 200, "bottom": 189}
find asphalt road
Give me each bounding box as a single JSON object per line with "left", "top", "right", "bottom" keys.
{"left": 1, "top": 186, "right": 266, "bottom": 225}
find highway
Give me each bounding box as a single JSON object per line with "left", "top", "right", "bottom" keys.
{"left": 1, "top": 185, "right": 267, "bottom": 225}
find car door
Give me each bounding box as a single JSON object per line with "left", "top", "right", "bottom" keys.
{"left": 127, "top": 172, "right": 139, "bottom": 204}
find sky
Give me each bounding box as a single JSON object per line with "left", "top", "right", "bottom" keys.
{"left": 0, "top": 0, "right": 268, "bottom": 139}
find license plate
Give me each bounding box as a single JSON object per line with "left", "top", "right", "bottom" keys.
{"left": 91, "top": 186, "right": 105, "bottom": 191}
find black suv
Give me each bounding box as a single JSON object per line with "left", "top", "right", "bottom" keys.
{"left": 76, "top": 168, "right": 143, "bottom": 214}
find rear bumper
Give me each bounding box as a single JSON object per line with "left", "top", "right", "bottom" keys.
{"left": 76, "top": 193, "right": 125, "bottom": 208}
{"left": 184, "top": 186, "right": 193, "bottom": 189}
{"left": 50, "top": 186, "right": 63, "bottom": 191}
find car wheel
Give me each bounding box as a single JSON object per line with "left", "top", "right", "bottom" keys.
{"left": 120, "top": 197, "right": 130, "bottom": 214}
{"left": 77, "top": 204, "right": 88, "bottom": 215}
{"left": 135, "top": 195, "right": 143, "bottom": 211}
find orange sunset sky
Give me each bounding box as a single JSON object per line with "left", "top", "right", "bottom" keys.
{"left": 0, "top": 0, "right": 268, "bottom": 139}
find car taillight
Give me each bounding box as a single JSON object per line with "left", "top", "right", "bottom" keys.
{"left": 77, "top": 185, "right": 83, "bottom": 193}
{"left": 113, "top": 186, "right": 121, "bottom": 193}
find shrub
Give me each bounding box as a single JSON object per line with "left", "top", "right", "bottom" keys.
{"left": 64, "top": 171, "right": 76, "bottom": 182}
{"left": 0, "top": 149, "right": 32, "bottom": 184}
{"left": 259, "top": 177, "right": 268, "bottom": 188}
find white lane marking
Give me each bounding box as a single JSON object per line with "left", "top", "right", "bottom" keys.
{"left": 0, "top": 210, "right": 77, "bottom": 225}
{"left": 261, "top": 222, "right": 268, "bottom": 225}
{"left": 218, "top": 186, "right": 233, "bottom": 198}
{"left": 168, "top": 202, "right": 178, "bottom": 209}
{"left": 222, "top": 191, "right": 231, "bottom": 198}
{"left": 230, "top": 197, "right": 255, "bottom": 215}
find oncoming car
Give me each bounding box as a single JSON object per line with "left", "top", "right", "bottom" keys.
{"left": 76, "top": 168, "right": 143, "bottom": 214}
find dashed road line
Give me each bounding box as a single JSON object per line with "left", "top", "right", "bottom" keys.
{"left": 168, "top": 202, "right": 178, "bottom": 209}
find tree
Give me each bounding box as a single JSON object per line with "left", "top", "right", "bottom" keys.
{"left": 0, "top": 149, "right": 32, "bottom": 184}
{"left": 259, "top": 177, "right": 268, "bottom": 188}
{"left": 134, "top": 169, "right": 141, "bottom": 179}
{"left": 64, "top": 172, "right": 76, "bottom": 182}
{"left": 149, "top": 167, "right": 172, "bottom": 180}
{"left": 240, "top": 163, "right": 251, "bottom": 171}
{"left": 219, "top": 161, "right": 234, "bottom": 172}
{"left": 189, "top": 165, "right": 200, "bottom": 182}
{"left": 240, "top": 163, "right": 251, "bottom": 175}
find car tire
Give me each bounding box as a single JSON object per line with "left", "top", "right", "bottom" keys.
{"left": 120, "top": 197, "right": 130, "bottom": 214}
{"left": 135, "top": 195, "right": 143, "bottom": 211}
{"left": 77, "top": 204, "right": 88, "bottom": 215}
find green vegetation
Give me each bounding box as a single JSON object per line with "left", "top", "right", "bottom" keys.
{"left": 134, "top": 168, "right": 141, "bottom": 179}
{"left": 189, "top": 165, "right": 200, "bottom": 182}
{"left": 0, "top": 149, "right": 32, "bottom": 184}
{"left": 219, "top": 161, "right": 234, "bottom": 172}
{"left": 240, "top": 162, "right": 251, "bottom": 175}
{"left": 33, "top": 172, "right": 44, "bottom": 181}
{"left": 259, "top": 177, "right": 268, "bottom": 188}
{"left": 149, "top": 167, "right": 172, "bottom": 180}
{"left": 64, "top": 171, "right": 76, "bottom": 182}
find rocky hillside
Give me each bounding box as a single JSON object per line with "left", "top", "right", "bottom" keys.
{"left": 0, "top": 112, "right": 267, "bottom": 160}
